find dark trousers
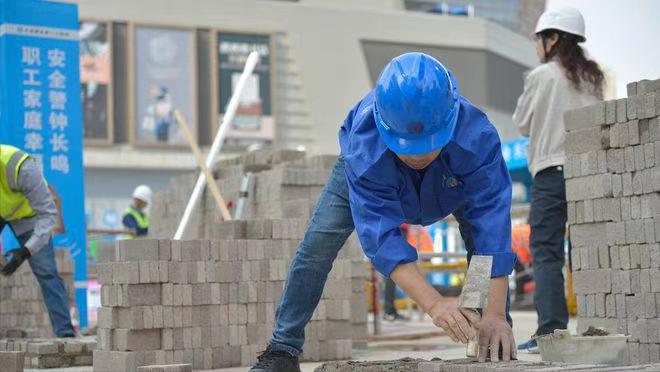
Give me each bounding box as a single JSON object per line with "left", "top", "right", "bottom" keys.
{"left": 384, "top": 277, "right": 397, "bottom": 315}
{"left": 529, "top": 166, "right": 568, "bottom": 335}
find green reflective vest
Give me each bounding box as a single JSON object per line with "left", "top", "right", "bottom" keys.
{"left": 124, "top": 206, "right": 149, "bottom": 229}
{"left": 0, "top": 145, "right": 35, "bottom": 221}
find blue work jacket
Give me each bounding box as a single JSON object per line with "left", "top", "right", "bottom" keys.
{"left": 339, "top": 91, "right": 516, "bottom": 278}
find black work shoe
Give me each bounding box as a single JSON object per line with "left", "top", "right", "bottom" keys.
{"left": 383, "top": 312, "right": 410, "bottom": 322}
{"left": 250, "top": 346, "right": 301, "bottom": 372}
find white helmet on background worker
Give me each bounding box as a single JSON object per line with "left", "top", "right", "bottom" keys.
{"left": 534, "top": 7, "right": 586, "bottom": 42}
{"left": 132, "top": 185, "right": 152, "bottom": 205}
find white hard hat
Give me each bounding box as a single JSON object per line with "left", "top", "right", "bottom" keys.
{"left": 132, "top": 185, "right": 152, "bottom": 204}
{"left": 534, "top": 7, "right": 586, "bottom": 42}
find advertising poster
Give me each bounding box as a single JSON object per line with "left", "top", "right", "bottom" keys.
{"left": 217, "top": 32, "right": 274, "bottom": 146}
{"left": 0, "top": 0, "right": 88, "bottom": 327}
{"left": 79, "top": 21, "right": 111, "bottom": 143}
{"left": 133, "top": 26, "right": 196, "bottom": 145}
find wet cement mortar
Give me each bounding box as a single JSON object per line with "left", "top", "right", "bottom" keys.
{"left": 314, "top": 357, "right": 429, "bottom": 372}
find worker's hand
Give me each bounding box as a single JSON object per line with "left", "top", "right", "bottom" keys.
{"left": 478, "top": 313, "right": 516, "bottom": 362}
{"left": 1, "top": 246, "right": 31, "bottom": 277}
{"left": 428, "top": 298, "right": 481, "bottom": 344}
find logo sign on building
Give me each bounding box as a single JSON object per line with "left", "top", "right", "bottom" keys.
{"left": 501, "top": 136, "right": 529, "bottom": 171}
{"left": 133, "top": 25, "right": 196, "bottom": 146}
{"left": 80, "top": 21, "right": 112, "bottom": 143}
{"left": 217, "top": 32, "right": 274, "bottom": 146}
{"left": 0, "top": 0, "right": 88, "bottom": 327}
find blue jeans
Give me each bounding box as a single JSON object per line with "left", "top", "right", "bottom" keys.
{"left": 529, "top": 166, "right": 568, "bottom": 336}
{"left": 2, "top": 223, "right": 75, "bottom": 337}
{"left": 269, "top": 156, "right": 511, "bottom": 356}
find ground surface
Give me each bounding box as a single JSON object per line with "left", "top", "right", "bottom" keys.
{"left": 26, "top": 311, "right": 561, "bottom": 372}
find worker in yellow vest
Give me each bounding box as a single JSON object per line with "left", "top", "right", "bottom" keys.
{"left": 0, "top": 145, "right": 76, "bottom": 337}
{"left": 122, "top": 185, "right": 151, "bottom": 237}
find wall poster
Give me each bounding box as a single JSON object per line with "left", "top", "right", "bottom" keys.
{"left": 80, "top": 21, "right": 112, "bottom": 143}
{"left": 216, "top": 32, "right": 274, "bottom": 147}
{"left": 132, "top": 25, "right": 196, "bottom": 145}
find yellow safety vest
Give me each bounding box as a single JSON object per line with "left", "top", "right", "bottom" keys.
{"left": 124, "top": 207, "right": 149, "bottom": 229}
{"left": 0, "top": 145, "right": 36, "bottom": 221}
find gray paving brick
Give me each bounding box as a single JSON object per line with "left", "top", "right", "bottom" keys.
{"left": 629, "top": 119, "right": 641, "bottom": 144}
{"left": 606, "top": 99, "right": 617, "bottom": 124}
{"left": 617, "top": 98, "right": 628, "bottom": 123}
{"left": 628, "top": 96, "right": 641, "bottom": 121}
{"left": 564, "top": 104, "right": 603, "bottom": 131}
{"left": 595, "top": 293, "right": 606, "bottom": 317}
{"left": 610, "top": 122, "right": 621, "bottom": 148}
{"left": 573, "top": 269, "right": 611, "bottom": 294}
{"left": 0, "top": 351, "right": 24, "bottom": 372}
{"left": 635, "top": 145, "right": 646, "bottom": 171}
{"left": 645, "top": 143, "right": 655, "bottom": 168}
{"left": 652, "top": 118, "right": 660, "bottom": 142}
{"left": 137, "top": 363, "right": 193, "bottom": 372}
{"left": 638, "top": 93, "right": 657, "bottom": 119}
{"left": 622, "top": 172, "right": 633, "bottom": 196}
{"left": 625, "top": 146, "right": 636, "bottom": 172}
{"left": 93, "top": 350, "right": 146, "bottom": 372}
{"left": 610, "top": 245, "right": 621, "bottom": 270}
{"left": 606, "top": 294, "right": 616, "bottom": 318}
{"left": 644, "top": 218, "right": 656, "bottom": 243}
{"left": 599, "top": 245, "right": 610, "bottom": 268}
{"left": 565, "top": 126, "right": 608, "bottom": 155}
{"left": 566, "top": 174, "right": 613, "bottom": 201}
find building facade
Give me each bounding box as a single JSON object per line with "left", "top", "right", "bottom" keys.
{"left": 68, "top": 0, "right": 538, "bottom": 230}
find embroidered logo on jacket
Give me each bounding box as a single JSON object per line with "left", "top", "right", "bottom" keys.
{"left": 443, "top": 174, "right": 458, "bottom": 189}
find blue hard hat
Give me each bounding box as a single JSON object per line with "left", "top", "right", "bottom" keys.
{"left": 373, "top": 52, "right": 460, "bottom": 155}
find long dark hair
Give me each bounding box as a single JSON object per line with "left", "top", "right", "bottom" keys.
{"left": 540, "top": 29, "right": 604, "bottom": 98}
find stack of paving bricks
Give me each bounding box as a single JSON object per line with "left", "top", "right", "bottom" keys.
{"left": 0, "top": 247, "right": 74, "bottom": 338}
{"left": 94, "top": 232, "right": 363, "bottom": 371}
{"left": 149, "top": 150, "right": 337, "bottom": 238}
{"left": 146, "top": 149, "right": 368, "bottom": 350}
{"left": 564, "top": 78, "right": 660, "bottom": 365}
{"left": 0, "top": 337, "right": 96, "bottom": 368}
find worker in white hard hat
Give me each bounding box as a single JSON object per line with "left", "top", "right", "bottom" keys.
{"left": 513, "top": 7, "right": 604, "bottom": 353}
{"left": 122, "top": 185, "right": 152, "bottom": 238}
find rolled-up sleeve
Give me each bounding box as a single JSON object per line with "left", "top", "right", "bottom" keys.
{"left": 345, "top": 164, "right": 417, "bottom": 278}
{"left": 18, "top": 158, "right": 58, "bottom": 253}
{"left": 460, "top": 135, "right": 517, "bottom": 278}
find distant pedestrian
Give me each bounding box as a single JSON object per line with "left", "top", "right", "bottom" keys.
{"left": 513, "top": 7, "right": 604, "bottom": 353}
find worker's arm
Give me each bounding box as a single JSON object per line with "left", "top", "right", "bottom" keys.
{"left": 345, "top": 162, "right": 477, "bottom": 343}
{"left": 391, "top": 262, "right": 479, "bottom": 343}
{"left": 18, "top": 158, "right": 58, "bottom": 253}
{"left": 458, "top": 127, "right": 517, "bottom": 361}
{"left": 512, "top": 70, "right": 539, "bottom": 137}
{"left": 478, "top": 276, "right": 516, "bottom": 361}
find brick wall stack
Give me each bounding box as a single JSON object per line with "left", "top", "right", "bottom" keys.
{"left": 94, "top": 232, "right": 363, "bottom": 371}
{"left": 145, "top": 150, "right": 368, "bottom": 358}
{"left": 0, "top": 337, "right": 96, "bottom": 368}
{"left": 564, "top": 78, "right": 660, "bottom": 365}
{"left": 0, "top": 248, "right": 74, "bottom": 338}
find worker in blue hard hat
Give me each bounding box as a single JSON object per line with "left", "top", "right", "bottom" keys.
{"left": 251, "top": 53, "right": 517, "bottom": 372}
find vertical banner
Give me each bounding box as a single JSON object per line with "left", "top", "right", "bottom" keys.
{"left": 0, "top": 0, "right": 88, "bottom": 328}
{"left": 80, "top": 21, "right": 112, "bottom": 143}
{"left": 133, "top": 25, "right": 196, "bottom": 146}
{"left": 217, "top": 32, "right": 274, "bottom": 146}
